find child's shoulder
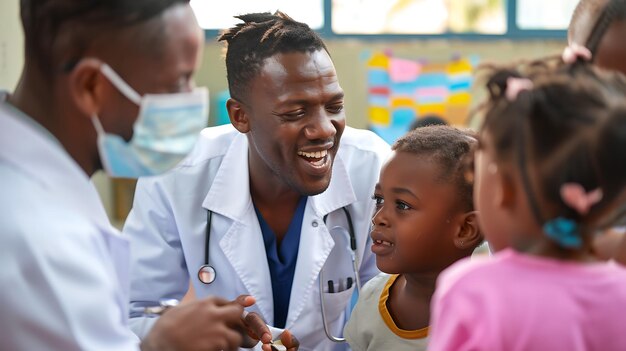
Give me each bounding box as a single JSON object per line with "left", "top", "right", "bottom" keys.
{"left": 361, "top": 273, "right": 395, "bottom": 300}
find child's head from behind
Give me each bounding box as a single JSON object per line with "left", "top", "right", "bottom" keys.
{"left": 475, "top": 61, "right": 626, "bottom": 254}
{"left": 371, "top": 126, "right": 482, "bottom": 275}
{"left": 569, "top": 0, "right": 626, "bottom": 74}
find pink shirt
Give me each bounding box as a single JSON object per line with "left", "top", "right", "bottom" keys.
{"left": 429, "top": 248, "right": 626, "bottom": 351}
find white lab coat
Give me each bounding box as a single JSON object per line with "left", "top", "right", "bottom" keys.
{"left": 0, "top": 93, "right": 139, "bottom": 350}
{"left": 126, "top": 124, "right": 390, "bottom": 351}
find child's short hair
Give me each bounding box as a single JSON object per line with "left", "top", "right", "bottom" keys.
{"left": 479, "top": 59, "right": 626, "bottom": 232}
{"left": 392, "top": 125, "right": 477, "bottom": 213}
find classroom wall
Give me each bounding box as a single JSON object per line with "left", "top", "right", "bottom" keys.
{"left": 127, "top": 38, "right": 562, "bottom": 224}
{"left": 195, "top": 38, "right": 565, "bottom": 130}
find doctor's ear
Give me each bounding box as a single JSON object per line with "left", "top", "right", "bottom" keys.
{"left": 67, "top": 58, "right": 108, "bottom": 119}
{"left": 227, "top": 98, "right": 250, "bottom": 134}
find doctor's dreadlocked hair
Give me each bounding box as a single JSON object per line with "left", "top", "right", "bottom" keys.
{"left": 569, "top": 0, "right": 626, "bottom": 57}
{"left": 20, "top": 0, "right": 189, "bottom": 80}
{"left": 217, "top": 11, "right": 328, "bottom": 102}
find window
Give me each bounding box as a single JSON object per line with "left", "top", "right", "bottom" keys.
{"left": 332, "top": 0, "right": 506, "bottom": 34}
{"left": 193, "top": 0, "right": 578, "bottom": 39}
{"left": 516, "top": 0, "right": 579, "bottom": 30}
{"left": 190, "top": 0, "right": 324, "bottom": 30}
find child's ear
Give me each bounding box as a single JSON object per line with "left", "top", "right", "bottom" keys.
{"left": 453, "top": 211, "right": 483, "bottom": 250}
{"left": 227, "top": 98, "right": 250, "bottom": 133}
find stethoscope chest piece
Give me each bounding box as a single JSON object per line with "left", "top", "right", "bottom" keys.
{"left": 198, "top": 264, "right": 216, "bottom": 284}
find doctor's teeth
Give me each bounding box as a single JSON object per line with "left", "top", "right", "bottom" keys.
{"left": 297, "top": 150, "right": 328, "bottom": 159}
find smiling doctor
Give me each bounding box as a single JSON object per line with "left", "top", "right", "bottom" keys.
{"left": 125, "top": 11, "right": 390, "bottom": 351}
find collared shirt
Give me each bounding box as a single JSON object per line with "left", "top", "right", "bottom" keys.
{"left": 255, "top": 197, "right": 307, "bottom": 328}
{"left": 344, "top": 273, "right": 429, "bottom": 351}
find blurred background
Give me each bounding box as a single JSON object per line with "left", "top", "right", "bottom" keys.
{"left": 0, "top": 0, "right": 577, "bottom": 227}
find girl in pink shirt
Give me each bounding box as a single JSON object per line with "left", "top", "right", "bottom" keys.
{"left": 428, "top": 57, "right": 626, "bottom": 350}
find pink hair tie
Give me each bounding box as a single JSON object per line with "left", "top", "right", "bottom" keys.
{"left": 562, "top": 43, "right": 592, "bottom": 64}
{"left": 505, "top": 77, "right": 533, "bottom": 101}
{"left": 560, "top": 183, "right": 603, "bottom": 215}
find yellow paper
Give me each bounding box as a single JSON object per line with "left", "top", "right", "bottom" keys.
{"left": 417, "top": 103, "right": 446, "bottom": 117}
{"left": 448, "top": 92, "right": 471, "bottom": 104}
{"left": 369, "top": 107, "right": 391, "bottom": 125}
{"left": 368, "top": 53, "right": 389, "bottom": 69}
{"left": 391, "top": 97, "right": 416, "bottom": 108}
{"left": 447, "top": 59, "right": 472, "bottom": 74}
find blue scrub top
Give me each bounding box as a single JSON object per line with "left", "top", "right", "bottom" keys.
{"left": 255, "top": 197, "right": 307, "bottom": 328}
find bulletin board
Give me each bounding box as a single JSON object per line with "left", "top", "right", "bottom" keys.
{"left": 366, "top": 52, "right": 477, "bottom": 144}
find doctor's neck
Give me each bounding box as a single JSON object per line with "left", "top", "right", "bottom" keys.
{"left": 249, "top": 169, "right": 303, "bottom": 231}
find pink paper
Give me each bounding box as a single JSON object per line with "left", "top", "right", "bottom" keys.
{"left": 415, "top": 87, "right": 449, "bottom": 99}
{"left": 389, "top": 58, "right": 422, "bottom": 82}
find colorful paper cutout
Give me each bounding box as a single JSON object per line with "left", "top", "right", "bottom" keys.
{"left": 367, "top": 52, "right": 477, "bottom": 144}
{"left": 389, "top": 58, "right": 422, "bottom": 82}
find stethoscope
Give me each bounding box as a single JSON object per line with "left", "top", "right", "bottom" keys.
{"left": 319, "top": 208, "right": 361, "bottom": 343}
{"left": 197, "top": 207, "right": 361, "bottom": 343}
{"left": 197, "top": 210, "right": 217, "bottom": 284}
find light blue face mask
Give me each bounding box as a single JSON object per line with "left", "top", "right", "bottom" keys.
{"left": 92, "top": 63, "right": 208, "bottom": 178}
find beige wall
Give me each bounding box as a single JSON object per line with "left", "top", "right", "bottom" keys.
{"left": 0, "top": 0, "right": 23, "bottom": 90}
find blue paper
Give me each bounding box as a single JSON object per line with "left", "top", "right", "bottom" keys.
{"left": 368, "top": 69, "right": 390, "bottom": 86}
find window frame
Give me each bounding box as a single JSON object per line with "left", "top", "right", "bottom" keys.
{"left": 202, "top": 0, "right": 568, "bottom": 41}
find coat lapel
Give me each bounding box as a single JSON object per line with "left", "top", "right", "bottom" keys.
{"left": 286, "top": 154, "right": 357, "bottom": 328}
{"left": 201, "top": 134, "right": 274, "bottom": 321}
{"left": 200, "top": 135, "right": 360, "bottom": 327}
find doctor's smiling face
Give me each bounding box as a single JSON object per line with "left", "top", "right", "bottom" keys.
{"left": 221, "top": 12, "right": 344, "bottom": 197}
{"left": 230, "top": 49, "right": 346, "bottom": 196}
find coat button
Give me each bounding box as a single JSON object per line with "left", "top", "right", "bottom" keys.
{"left": 312, "top": 220, "right": 319, "bottom": 227}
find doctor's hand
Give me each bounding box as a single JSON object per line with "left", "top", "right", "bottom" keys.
{"left": 265, "top": 330, "right": 300, "bottom": 351}
{"left": 235, "top": 295, "right": 268, "bottom": 348}
{"left": 234, "top": 295, "right": 300, "bottom": 351}
{"left": 141, "top": 296, "right": 245, "bottom": 351}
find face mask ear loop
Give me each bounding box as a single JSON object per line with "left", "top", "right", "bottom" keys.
{"left": 100, "top": 64, "right": 142, "bottom": 106}
{"left": 91, "top": 114, "right": 106, "bottom": 135}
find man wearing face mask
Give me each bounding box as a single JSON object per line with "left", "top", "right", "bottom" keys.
{"left": 0, "top": 1, "right": 276, "bottom": 350}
